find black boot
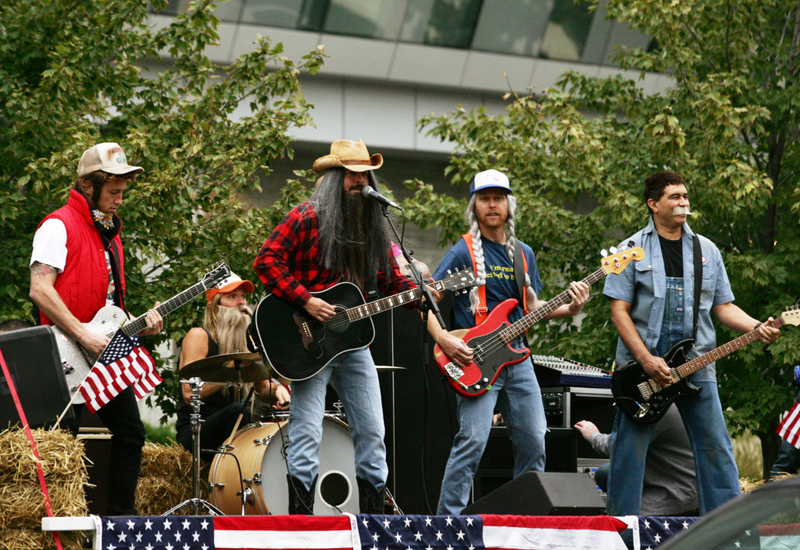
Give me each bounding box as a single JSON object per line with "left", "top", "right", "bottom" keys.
{"left": 287, "top": 474, "right": 317, "bottom": 515}
{"left": 357, "top": 477, "right": 386, "bottom": 514}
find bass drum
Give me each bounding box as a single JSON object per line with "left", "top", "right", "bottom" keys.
{"left": 208, "top": 414, "right": 358, "bottom": 515}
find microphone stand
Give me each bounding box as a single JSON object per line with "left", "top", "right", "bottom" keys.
{"left": 379, "top": 203, "right": 442, "bottom": 514}
{"left": 379, "top": 205, "right": 447, "bottom": 332}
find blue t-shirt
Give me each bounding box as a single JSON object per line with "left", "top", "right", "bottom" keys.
{"left": 432, "top": 235, "right": 543, "bottom": 330}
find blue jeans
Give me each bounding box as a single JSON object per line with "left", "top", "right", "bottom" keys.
{"left": 287, "top": 348, "right": 387, "bottom": 490}
{"left": 607, "top": 276, "right": 739, "bottom": 515}
{"left": 437, "top": 357, "right": 547, "bottom": 515}
{"left": 607, "top": 381, "right": 740, "bottom": 515}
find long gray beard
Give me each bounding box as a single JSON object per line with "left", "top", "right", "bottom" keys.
{"left": 215, "top": 305, "right": 252, "bottom": 356}
{"left": 214, "top": 305, "right": 254, "bottom": 403}
{"left": 340, "top": 193, "right": 368, "bottom": 289}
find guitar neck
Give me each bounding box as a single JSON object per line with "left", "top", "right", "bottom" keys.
{"left": 122, "top": 280, "right": 210, "bottom": 336}
{"left": 346, "top": 287, "right": 423, "bottom": 321}
{"left": 673, "top": 317, "right": 786, "bottom": 379}
{"left": 501, "top": 267, "right": 606, "bottom": 342}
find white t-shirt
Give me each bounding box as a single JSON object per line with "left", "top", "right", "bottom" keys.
{"left": 30, "top": 219, "right": 68, "bottom": 272}
{"left": 31, "top": 218, "right": 116, "bottom": 306}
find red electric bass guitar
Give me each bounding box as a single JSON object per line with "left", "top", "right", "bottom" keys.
{"left": 434, "top": 247, "right": 644, "bottom": 397}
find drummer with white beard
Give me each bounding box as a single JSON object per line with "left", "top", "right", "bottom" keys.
{"left": 175, "top": 273, "right": 290, "bottom": 460}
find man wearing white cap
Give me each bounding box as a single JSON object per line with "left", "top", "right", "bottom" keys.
{"left": 29, "top": 142, "right": 163, "bottom": 515}
{"left": 176, "top": 272, "right": 290, "bottom": 458}
{"left": 427, "top": 168, "right": 590, "bottom": 515}
{"left": 254, "top": 139, "right": 420, "bottom": 514}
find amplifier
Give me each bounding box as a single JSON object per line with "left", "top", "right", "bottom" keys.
{"left": 541, "top": 386, "right": 615, "bottom": 461}
{"left": 0, "top": 326, "right": 74, "bottom": 429}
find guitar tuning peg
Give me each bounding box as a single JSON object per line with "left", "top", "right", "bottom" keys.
{"left": 609, "top": 246, "right": 618, "bottom": 255}
{"left": 601, "top": 249, "right": 608, "bottom": 257}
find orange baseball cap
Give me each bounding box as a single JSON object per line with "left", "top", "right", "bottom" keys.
{"left": 206, "top": 273, "right": 255, "bottom": 302}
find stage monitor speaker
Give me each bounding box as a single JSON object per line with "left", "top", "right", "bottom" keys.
{"left": 0, "top": 326, "right": 74, "bottom": 429}
{"left": 462, "top": 471, "right": 605, "bottom": 516}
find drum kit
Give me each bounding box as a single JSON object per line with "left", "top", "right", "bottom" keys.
{"left": 164, "top": 352, "right": 404, "bottom": 516}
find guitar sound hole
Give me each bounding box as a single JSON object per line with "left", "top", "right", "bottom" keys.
{"left": 328, "top": 306, "right": 350, "bottom": 333}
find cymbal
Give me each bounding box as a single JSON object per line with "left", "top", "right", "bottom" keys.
{"left": 375, "top": 365, "right": 406, "bottom": 371}
{"left": 181, "top": 352, "right": 271, "bottom": 383}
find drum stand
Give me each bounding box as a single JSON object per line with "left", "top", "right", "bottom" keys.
{"left": 163, "top": 377, "right": 224, "bottom": 516}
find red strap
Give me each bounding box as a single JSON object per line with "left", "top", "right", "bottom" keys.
{"left": 0, "top": 349, "right": 63, "bottom": 550}
{"left": 462, "top": 233, "right": 529, "bottom": 323}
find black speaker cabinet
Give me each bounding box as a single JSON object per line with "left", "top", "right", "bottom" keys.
{"left": 474, "top": 426, "right": 578, "bottom": 501}
{"left": 463, "top": 471, "right": 606, "bottom": 516}
{"left": 0, "top": 326, "right": 74, "bottom": 429}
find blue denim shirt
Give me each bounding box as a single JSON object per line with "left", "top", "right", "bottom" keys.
{"left": 603, "top": 217, "right": 735, "bottom": 382}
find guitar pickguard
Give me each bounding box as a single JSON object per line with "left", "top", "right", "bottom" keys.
{"left": 54, "top": 306, "right": 129, "bottom": 404}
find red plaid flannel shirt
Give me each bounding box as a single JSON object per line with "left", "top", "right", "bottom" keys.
{"left": 254, "top": 202, "right": 416, "bottom": 306}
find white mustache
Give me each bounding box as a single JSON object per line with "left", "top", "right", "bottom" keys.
{"left": 673, "top": 206, "right": 693, "bottom": 216}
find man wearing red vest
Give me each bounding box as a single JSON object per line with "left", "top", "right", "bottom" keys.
{"left": 427, "top": 169, "right": 590, "bottom": 515}
{"left": 29, "top": 142, "right": 163, "bottom": 516}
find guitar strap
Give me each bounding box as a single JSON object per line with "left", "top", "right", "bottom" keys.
{"left": 513, "top": 238, "right": 530, "bottom": 347}
{"left": 513, "top": 238, "right": 527, "bottom": 312}
{"left": 692, "top": 236, "right": 702, "bottom": 340}
{"left": 109, "top": 240, "right": 127, "bottom": 313}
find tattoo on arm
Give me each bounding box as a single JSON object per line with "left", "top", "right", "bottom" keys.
{"left": 31, "top": 261, "right": 57, "bottom": 278}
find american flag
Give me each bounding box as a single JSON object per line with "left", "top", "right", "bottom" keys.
{"left": 776, "top": 392, "right": 800, "bottom": 449}
{"left": 95, "top": 514, "right": 628, "bottom": 550}
{"left": 637, "top": 516, "right": 701, "bottom": 550}
{"left": 79, "top": 330, "right": 162, "bottom": 414}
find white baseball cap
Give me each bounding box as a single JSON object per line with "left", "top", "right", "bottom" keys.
{"left": 77, "top": 142, "right": 143, "bottom": 177}
{"left": 469, "top": 169, "right": 512, "bottom": 196}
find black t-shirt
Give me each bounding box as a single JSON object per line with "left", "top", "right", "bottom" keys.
{"left": 659, "top": 234, "right": 684, "bottom": 278}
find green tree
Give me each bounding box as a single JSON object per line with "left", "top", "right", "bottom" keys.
{"left": 0, "top": 0, "right": 321, "bottom": 420}
{"left": 405, "top": 0, "right": 800, "bottom": 478}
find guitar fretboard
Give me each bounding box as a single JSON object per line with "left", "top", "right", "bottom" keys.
{"left": 673, "top": 317, "right": 786, "bottom": 380}
{"left": 499, "top": 267, "right": 607, "bottom": 343}
{"left": 346, "top": 287, "right": 423, "bottom": 321}
{"left": 122, "top": 281, "right": 210, "bottom": 336}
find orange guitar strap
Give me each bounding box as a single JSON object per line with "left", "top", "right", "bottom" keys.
{"left": 462, "top": 233, "right": 528, "bottom": 326}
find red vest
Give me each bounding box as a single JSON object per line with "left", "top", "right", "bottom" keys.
{"left": 462, "top": 232, "right": 528, "bottom": 325}
{"left": 37, "top": 189, "right": 126, "bottom": 325}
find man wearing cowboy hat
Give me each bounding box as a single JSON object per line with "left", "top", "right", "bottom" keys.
{"left": 176, "top": 272, "right": 290, "bottom": 460}
{"left": 254, "top": 139, "right": 420, "bottom": 514}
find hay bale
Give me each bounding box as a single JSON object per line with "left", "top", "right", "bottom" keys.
{"left": 0, "top": 428, "right": 85, "bottom": 483}
{"left": 0, "top": 428, "right": 88, "bottom": 532}
{"left": 0, "top": 527, "right": 86, "bottom": 550}
{"left": 135, "top": 441, "right": 214, "bottom": 516}
{"left": 139, "top": 440, "right": 193, "bottom": 478}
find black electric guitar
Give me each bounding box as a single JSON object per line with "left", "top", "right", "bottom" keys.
{"left": 252, "top": 268, "right": 477, "bottom": 381}
{"left": 435, "top": 247, "right": 644, "bottom": 397}
{"left": 613, "top": 308, "right": 800, "bottom": 424}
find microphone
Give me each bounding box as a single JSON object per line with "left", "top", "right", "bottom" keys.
{"left": 362, "top": 185, "right": 401, "bottom": 209}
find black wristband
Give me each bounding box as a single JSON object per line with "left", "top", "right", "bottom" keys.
{"left": 753, "top": 321, "right": 763, "bottom": 331}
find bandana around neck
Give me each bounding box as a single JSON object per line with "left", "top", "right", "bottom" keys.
{"left": 92, "top": 209, "right": 115, "bottom": 230}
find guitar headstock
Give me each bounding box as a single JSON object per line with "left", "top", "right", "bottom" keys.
{"left": 202, "top": 262, "right": 232, "bottom": 289}
{"left": 436, "top": 267, "right": 478, "bottom": 295}
{"left": 780, "top": 306, "right": 800, "bottom": 327}
{"left": 601, "top": 246, "right": 645, "bottom": 275}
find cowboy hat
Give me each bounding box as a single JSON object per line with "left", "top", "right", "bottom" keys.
{"left": 312, "top": 140, "right": 383, "bottom": 173}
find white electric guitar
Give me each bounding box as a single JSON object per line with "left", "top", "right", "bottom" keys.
{"left": 53, "top": 263, "right": 230, "bottom": 403}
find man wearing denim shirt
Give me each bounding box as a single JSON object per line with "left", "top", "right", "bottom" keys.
{"left": 603, "top": 171, "right": 779, "bottom": 516}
